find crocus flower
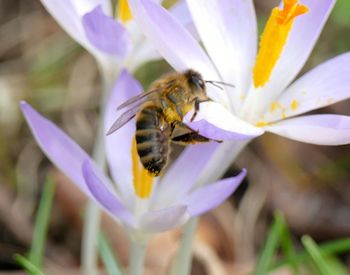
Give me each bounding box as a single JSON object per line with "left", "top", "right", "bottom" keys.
{"left": 20, "top": 70, "right": 246, "bottom": 239}
{"left": 128, "top": 0, "right": 350, "bottom": 146}
{"left": 40, "top": 0, "right": 194, "bottom": 77}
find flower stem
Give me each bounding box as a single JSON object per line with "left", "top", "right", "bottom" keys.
{"left": 129, "top": 241, "right": 147, "bottom": 275}
{"left": 82, "top": 202, "right": 102, "bottom": 275}
{"left": 170, "top": 140, "right": 249, "bottom": 275}
{"left": 81, "top": 63, "right": 118, "bottom": 275}
{"left": 82, "top": 113, "right": 107, "bottom": 275}
{"left": 170, "top": 218, "right": 198, "bottom": 275}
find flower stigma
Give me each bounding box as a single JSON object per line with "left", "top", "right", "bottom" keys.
{"left": 118, "top": 0, "right": 133, "bottom": 23}
{"left": 132, "top": 139, "right": 154, "bottom": 199}
{"left": 253, "top": 0, "right": 309, "bottom": 88}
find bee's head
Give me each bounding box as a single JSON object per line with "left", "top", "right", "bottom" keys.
{"left": 184, "top": 69, "right": 206, "bottom": 91}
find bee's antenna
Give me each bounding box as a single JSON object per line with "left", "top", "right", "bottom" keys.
{"left": 205, "top": 80, "right": 235, "bottom": 90}
{"left": 206, "top": 81, "right": 223, "bottom": 90}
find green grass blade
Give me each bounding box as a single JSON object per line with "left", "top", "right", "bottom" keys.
{"left": 279, "top": 219, "right": 299, "bottom": 274}
{"left": 29, "top": 176, "right": 55, "bottom": 268}
{"left": 254, "top": 212, "right": 285, "bottom": 275}
{"left": 271, "top": 238, "right": 350, "bottom": 270}
{"left": 301, "top": 235, "right": 334, "bottom": 275}
{"left": 99, "top": 233, "right": 124, "bottom": 275}
{"left": 324, "top": 255, "right": 348, "bottom": 275}
{"left": 14, "top": 254, "right": 44, "bottom": 275}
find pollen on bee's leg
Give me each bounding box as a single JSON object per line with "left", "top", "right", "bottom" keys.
{"left": 117, "top": 0, "right": 133, "bottom": 23}
{"left": 253, "top": 0, "right": 308, "bottom": 88}
{"left": 132, "top": 139, "right": 154, "bottom": 199}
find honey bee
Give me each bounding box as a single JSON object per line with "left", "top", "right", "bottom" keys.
{"left": 107, "top": 69, "right": 231, "bottom": 176}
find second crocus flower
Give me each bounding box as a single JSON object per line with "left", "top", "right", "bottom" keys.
{"left": 21, "top": 70, "right": 246, "bottom": 241}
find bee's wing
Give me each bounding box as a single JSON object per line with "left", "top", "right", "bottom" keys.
{"left": 117, "top": 87, "right": 162, "bottom": 110}
{"left": 106, "top": 103, "right": 142, "bottom": 135}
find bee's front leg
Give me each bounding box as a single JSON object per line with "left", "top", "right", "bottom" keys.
{"left": 190, "top": 99, "right": 200, "bottom": 122}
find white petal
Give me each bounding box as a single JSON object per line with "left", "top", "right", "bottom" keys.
{"left": 268, "top": 0, "right": 336, "bottom": 94}
{"left": 241, "top": 0, "right": 336, "bottom": 121}
{"left": 104, "top": 70, "right": 142, "bottom": 205}
{"left": 187, "top": 0, "right": 257, "bottom": 112}
{"left": 264, "top": 52, "right": 350, "bottom": 122}
{"left": 265, "top": 114, "right": 350, "bottom": 145}
{"left": 128, "top": 0, "right": 219, "bottom": 78}
{"left": 72, "top": 0, "right": 112, "bottom": 16}
{"left": 139, "top": 205, "right": 190, "bottom": 233}
{"left": 185, "top": 101, "right": 264, "bottom": 140}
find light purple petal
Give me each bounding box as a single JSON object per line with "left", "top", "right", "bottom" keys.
{"left": 126, "top": 0, "right": 198, "bottom": 71}
{"left": 181, "top": 169, "right": 246, "bottom": 216}
{"left": 20, "top": 101, "right": 109, "bottom": 195}
{"left": 82, "top": 160, "right": 135, "bottom": 227}
{"left": 104, "top": 70, "right": 143, "bottom": 205}
{"left": 265, "top": 52, "right": 350, "bottom": 122}
{"left": 128, "top": 0, "right": 223, "bottom": 101}
{"left": 40, "top": 0, "right": 88, "bottom": 49}
{"left": 184, "top": 101, "right": 264, "bottom": 140}
{"left": 260, "top": 0, "right": 335, "bottom": 103}
{"left": 170, "top": 0, "right": 199, "bottom": 40}
{"left": 40, "top": 0, "right": 111, "bottom": 60}
{"left": 265, "top": 115, "right": 350, "bottom": 145}
{"left": 82, "top": 5, "right": 131, "bottom": 57}
{"left": 154, "top": 142, "right": 219, "bottom": 207}
{"left": 139, "top": 205, "right": 189, "bottom": 233}
{"left": 187, "top": 0, "right": 257, "bottom": 111}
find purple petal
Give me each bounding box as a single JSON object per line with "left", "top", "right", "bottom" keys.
{"left": 128, "top": 0, "right": 218, "bottom": 82}
{"left": 187, "top": 0, "right": 257, "bottom": 111}
{"left": 181, "top": 169, "right": 246, "bottom": 216}
{"left": 155, "top": 142, "right": 219, "bottom": 207}
{"left": 265, "top": 52, "right": 350, "bottom": 122}
{"left": 139, "top": 205, "right": 189, "bottom": 233}
{"left": 265, "top": 114, "right": 350, "bottom": 145}
{"left": 184, "top": 101, "right": 264, "bottom": 140}
{"left": 104, "top": 70, "right": 143, "bottom": 204}
{"left": 20, "top": 101, "right": 108, "bottom": 195}
{"left": 82, "top": 5, "right": 131, "bottom": 57}
{"left": 82, "top": 160, "right": 135, "bottom": 227}
{"left": 40, "top": 0, "right": 112, "bottom": 60}
{"left": 40, "top": 0, "right": 88, "bottom": 48}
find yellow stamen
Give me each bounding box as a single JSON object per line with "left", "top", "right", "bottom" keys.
{"left": 253, "top": 0, "right": 308, "bottom": 88}
{"left": 291, "top": 99, "right": 299, "bottom": 111}
{"left": 270, "top": 101, "right": 282, "bottom": 112}
{"left": 131, "top": 139, "right": 154, "bottom": 199}
{"left": 117, "top": 0, "right": 133, "bottom": 23}
{"left": 255, "top": 121, "right": 269, "bottom": 127}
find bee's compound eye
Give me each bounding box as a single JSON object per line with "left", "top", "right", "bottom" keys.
{"left": 185, "top": 70, "right": 205, "bottom": 90}
{"left": 191, "top": 76, "right": 205, "bottom": 90}
{"left": 197, "top": 79, "right": 205, "bottom": 89}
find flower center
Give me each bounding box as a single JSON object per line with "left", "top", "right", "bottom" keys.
{"left": 132, "top": 139, "right": 154, "bottom": 199}
{"left": 253, "top": 0, "right": 308, "bottom": 88}
{"left": 117, "top": 0, "right": 133, "bottom": 23}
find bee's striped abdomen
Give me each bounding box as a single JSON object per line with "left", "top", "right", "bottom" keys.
{"left": 135, "top": 106, "right": 169, "bottom": 176}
